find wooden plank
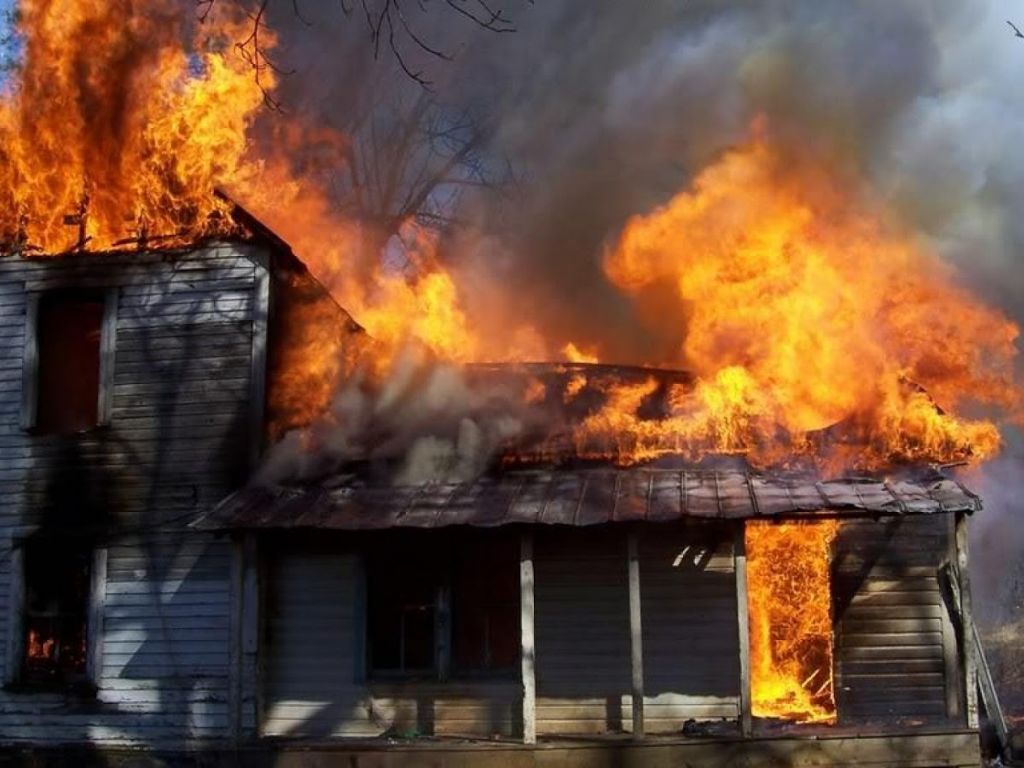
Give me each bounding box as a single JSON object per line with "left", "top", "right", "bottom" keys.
{"left": 942, "top": 516, "right": 962, "bottom": 721}
{"left": 86, "top": 547, "right": 108, "bottom": 686}
{"left": 248, "top": 261, "right": 270, "bottom": 469}
{"left": 96, "top": 288, "right": 118, "bottom": 425}
{"left": 627, "top": 532, "right": 644, "bottom": 739}
{"left": 942, "top": 560, "right": 1007, "bottom": 755}
{"left": 954, "top": 514, "right": 979, "bottom": 729}
{"left": 734, "top": 523, "right": 752, "bottom": 736}
{"left": 18, "top": 293, "right": 37, "bottom": 430}
{"left": 4, "top": 545, "right": 24, "bottom": 685}
{"left": 521, "top": 531, "right": 536, "bottom": 745}
{"left": 240, "top": 533, "right": 259, "bottom": 740}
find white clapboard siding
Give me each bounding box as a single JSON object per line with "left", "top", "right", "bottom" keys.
{"left": 532, "top": 525, "right": 740, "bottom": 736}
{"left": 0, "top": 245, "right": 265, "bottom": 748}
{"left": 261, "top": 544, "right": 522, "bottom": 740}
{"left": 0, "top": 534, "right": 232, "bottom": 747}
{"left": 261, "top": 548, "right": 373, "bottom": 738}
{"left": 833, "top": 515, "right": 955, "bottom": 722}
{"left": 534, "top": 528, "right": 631, "bottom": 734}
{"left": 637, "top": 524, "right": 741, "bottom": 731}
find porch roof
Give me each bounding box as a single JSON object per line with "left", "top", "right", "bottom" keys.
{"left": 192, "top": 468, "right": 981, "bottom": 531}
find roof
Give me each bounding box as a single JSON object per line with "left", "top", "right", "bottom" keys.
{"left": 193, "top": 468, "right": 981, "bottom": 531}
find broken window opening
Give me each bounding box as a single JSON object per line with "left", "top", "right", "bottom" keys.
{"left": 21, "top": 539, "right": 91, "bottom": 688}
{"left": 34, "top": 290, "right": 104, "bottom": 435}
{"left": 367, "top": 534, "right": 519, "bottom": 680}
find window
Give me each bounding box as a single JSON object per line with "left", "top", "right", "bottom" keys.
{"left": 34, "top": 291, "right": 105, "bottom": 434}
{"left": 20, "top": 540, "right": 92, "bottom": 687}
{"left": 452, "top": 538, "right": 519, "bottom": 674}
{"left": 367, "top": 535, "right": 519, "bottom": 679}
{"left": 367, "top": 550, "right": 442, "bottom": 675}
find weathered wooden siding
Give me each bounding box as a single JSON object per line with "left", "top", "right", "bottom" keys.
{"left": 533, "top": 528, "right": 630, "bottom": 735}
{"left": 833, "top": 514, "right": 957, "bottom": 723}
{"left": 0, "top": 246, "right": 266, "bottom": 747}
{"left": 262, "top": 528, "right": 739, "bottom": 741}
{"left": 532, "top": 525, "right": 739, "bottom": 736}
{"left": 261, "top": 542, "right": 519, "bottom": 739}
{"left": 639, "top": 525, "right": 740, "bottom": 730}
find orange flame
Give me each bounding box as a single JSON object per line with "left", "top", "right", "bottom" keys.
{"left": 26, "top": 629, "right": 55, "bottom": 661}
{"left": 594, "top": 136, "right": 1018, "bottom": 470}
{"left": 746, "top": 519, "right": 840, "bottom": 723}
{"left": 0, "top": 0, "right": 269, "bottom": 252}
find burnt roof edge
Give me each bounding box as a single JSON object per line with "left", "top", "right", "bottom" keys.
{"left": 191, "top": 468, "right": 980, "bottom": 532}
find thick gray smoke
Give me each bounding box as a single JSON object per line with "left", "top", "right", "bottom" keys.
{"left": 259, "top": 351, "right": 538, "bottom": 485}
{"left": 262, "top": 1, "right": 1024, "bottom": 358}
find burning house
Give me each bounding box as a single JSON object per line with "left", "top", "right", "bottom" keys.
{"left": 0, "top": 2, "right": 1021, "bottom": 766}
{"left": 0, "top": 218, "right": 994, "bottom": 766}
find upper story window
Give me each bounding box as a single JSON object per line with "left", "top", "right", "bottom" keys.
{"left": 36, "top": 292, "right": 104, "bottom": 434}
{"left": 22, "top": 289, "right": 114, "bottom": 434}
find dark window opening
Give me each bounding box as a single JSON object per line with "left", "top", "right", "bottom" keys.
{"left": 367, "top": 535, "right": 519, "bottom": 680}
{"left": 453, "top": 538, "right": 519, "bottom": 674}
{"left": 367, "top": 549, "right": 440, "bottom": 675}
{"left": 21, "top": 540, "right": 91, "bottom": 687}
{"left": 36, "top": 291, "right": 104, "bottom": 434}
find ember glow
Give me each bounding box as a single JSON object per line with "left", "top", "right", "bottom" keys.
{"left": 746, "top": 520, "right": 840, "bottom": 724}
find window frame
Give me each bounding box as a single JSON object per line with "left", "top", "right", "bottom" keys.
{"left": 363, "top": 533, "right": 519, "bottom": 683}
{"left": 20, "top": 287, "right": 118, "bottom": 432}
{"left": 3, "top": 539, "right": 106, "bottom": 693}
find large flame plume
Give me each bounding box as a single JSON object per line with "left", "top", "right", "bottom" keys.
{"left": 0, "top": 3, "right": 1018, "bottom": 474}
{"left": 595, "top": 135, "right": 1019, "bottom": 470}
{"left": 0, "top": 0, "right": 270, "bottom": 252}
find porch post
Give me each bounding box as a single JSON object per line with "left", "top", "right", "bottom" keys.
{"left": 954, "top": 513, "right": 979, "bottom": 729}
{"left": 735, "top": 522, "right": 753, "bottom": 735}
{"left": 627, "top": 532, "right": 645, "bottom": 739}
{"left": 520, "top": 531, "right": 536, "bottom": 745}
{"left": 230, "top": 532, "right": 260, "bottom": 742}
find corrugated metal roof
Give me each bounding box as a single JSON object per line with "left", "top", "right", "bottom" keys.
{"left": 192, "top": 469, "right": 981, "bottom": 531}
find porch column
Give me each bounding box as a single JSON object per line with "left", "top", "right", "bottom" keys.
{"left": 520, "top": 531, "right": 537, "bottom": 745}
{"left": 734, "top": 522, "right": 753, "bottom": 735}
{"left": 954, "top": 513, "right": 979, "bottom": 729}
{"left": 627, "top": 532, "right": 645, "bottom": 739}
{"left": 230, "top": 532, "right": 260, "bottom": 742}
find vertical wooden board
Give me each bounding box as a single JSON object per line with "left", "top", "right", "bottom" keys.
{"left": 96, "top": 287, "right": 118, "bottom": 425}
{"left": 3, "top": 544, "right": 23, "bottom": 685}
{"left": 627, "top": 533, "right": 644, "bottom": 739}
{"left": 955, "top": 514, "right": 979, "bottom": 730}
{"left": 86, "top": 547, "right": 108, "bottom": 686}
{"left": 734, "top": 525, "right": 752, "bottom": 735}
{"left": 248, "top": 261, "right": 270, "bottom": 469}
{"left": 18, "top": 292, "right": 37, "bottom": 430}
{"left": 521, "top": 532, "right": 536, "bottom": 745}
